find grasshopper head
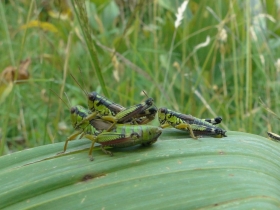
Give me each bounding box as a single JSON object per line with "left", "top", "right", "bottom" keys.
{"left": 88, "top": 92, "right": 98, "bottom": 111}
{"left": 219, "top": 129, "right": 227, "bottom": 137}
{"left": 214, "top": 128, "right": 227, "bottom": 138}
{"left": 145, "top": 98, "right": 154, "bottom": 106}
{"left": 70, "top": 105, "right": 90, "bottom": 129}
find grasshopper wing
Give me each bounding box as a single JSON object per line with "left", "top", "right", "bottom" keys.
{"left": 97, "top": 132, "right": 135, "bottom": 147}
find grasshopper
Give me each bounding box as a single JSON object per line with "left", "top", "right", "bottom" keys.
{"left": 59, "top": 105, "right": 162, "bottom": 161}
{"left": 158, "top": 107, "right": 227, "bottom": 139}
{"left": 70, "top": 74, "right": 157, "bottom": 128}
{"left": 81, "top": 94, "right": 157, "bottom": 131}
{"left": 87, "top": 91, "right": 158, "bottom": 125}
{"left": 267, "top": 132, "right": 280, "bottom": 141}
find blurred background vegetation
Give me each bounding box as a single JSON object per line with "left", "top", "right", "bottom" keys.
{"left": 1, "top": 0, "right": 280, "bottom": 155}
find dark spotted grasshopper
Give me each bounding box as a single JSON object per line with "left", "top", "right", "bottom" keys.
{"left": 59, "top": 105, "right": 162, "bottom": 161}
{"left": 267, "top": 132, "right": 280, "bottom": 141}
{"left": 158, "top": 107, "right": 226, "bottom": 139}
{"left": 70, "top": 74, "right": 157, "bottom": 130}
{"left": 258, "top": 99, "right": 280, "bottom": 142}
{"left": 85, "top": 92, "right": 157, "bottom": 131}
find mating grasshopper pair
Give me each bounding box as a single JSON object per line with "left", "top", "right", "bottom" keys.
{"left": 59, "top": 92, "right": 161, "bottom": 161}
{"left": 59, "top": 93, "right": 227, "bottom": 160}
{"left": 71, "top": 72, "right": 158, "bottom": 130}
{"left": 84, "top": 92, "right": 157, "bottom": 131}
{"left": 157, "top": 108, "right": 227, "bottom": 139}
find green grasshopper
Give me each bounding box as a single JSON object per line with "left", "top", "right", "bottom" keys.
{"left": 158, "top": 107, "right": 227, "bottom": 139}
{"left": 81, "top": 93, "right": 157, "bottom": 131}
{"left": 70, "top": 74, "right": 157, "bottom": 128}
{"left": 59, "top": 105, "right": 162, "bottom": 161}
{"left": 87, "top": 91, "right": 157, "bottom": 124}
{"left": 87, "top": 91, "right": 125, "bottom": 116}
{"left": 267, "top": 132, "right": 280, "bottom": 141}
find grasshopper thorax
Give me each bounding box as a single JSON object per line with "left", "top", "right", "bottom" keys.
{"left": 87, "top": 92, "right": 116, "bottom": 116}
{"left": 88, "top": 92, "right": 98, "bottom": 110}
{"left": 87, "top": 92, "right": 95, "bottom": 112}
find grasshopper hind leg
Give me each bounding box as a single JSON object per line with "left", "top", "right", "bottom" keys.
{"left": 57, "top": 130, "right": 83, "bottom": 155}
{"left": 85, "top": 134, "right": 97, "bottom": 161}
{"left": 204, "top": 116, "right": 222, "bottom": 125}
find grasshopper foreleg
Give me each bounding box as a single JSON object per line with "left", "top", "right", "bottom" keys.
{"left": 57, "top": 130, "right": 83, "bottom": 155}
{"left": 75, "top": 112, "right": 98, "bottom": 128}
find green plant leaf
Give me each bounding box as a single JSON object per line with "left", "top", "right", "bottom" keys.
{"left": 101, "top": 0, "right": 119, "bottom": 29}
{"left": 1, "top": 131, "right": 280, "bottom": 209}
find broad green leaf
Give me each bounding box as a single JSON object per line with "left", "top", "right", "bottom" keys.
{"left": 1, "top": 131, "right": 280, "bottom": 209}
{"left": 101, "top": 0, "right": 119, "bottom": 29}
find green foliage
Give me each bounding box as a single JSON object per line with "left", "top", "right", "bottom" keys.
{"left": 1, "top": 0, "right": 280, "bottom": 154}
{"left": 1, "top": 131, "right": 280, "bottom": 209}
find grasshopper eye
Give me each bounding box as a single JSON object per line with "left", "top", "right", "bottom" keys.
{"left": 145, "top": 98, "right": 154, "bottom": 106}
{"left": 88, "top": 92, "right": 97, "bottom": 101}
{"left": 159, "top": 108, "right": 167, "bottom": 114}
{"left": 70, "top": 107, "right": 77, "bottom": 114}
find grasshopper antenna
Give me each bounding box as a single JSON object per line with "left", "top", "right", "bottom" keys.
{"left": 142, "top": 90, "right": 154, "bottom": 100}
{"left": 64, "top": 92, "right": 72, "bottom": 108}
{"left": 49, "top": 88, "right": 71, "bottom": 110}
{"left": 142, "top": 90, "right": 149, "bottom": 98}
{"left": 259, "top": 97, "right": 280, "bottom": 120}
{"left": 69, "top": 69, "right": 89, "bottom": 97}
